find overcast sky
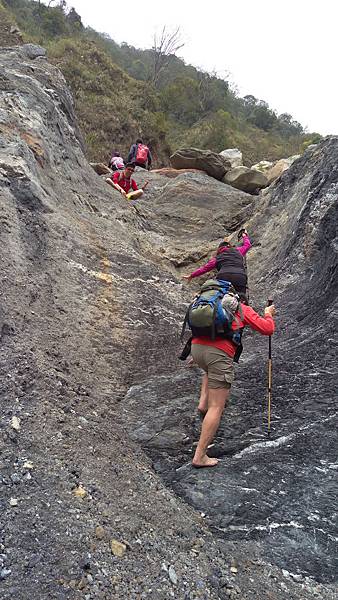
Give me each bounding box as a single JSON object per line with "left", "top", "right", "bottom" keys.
{"left": 56, "top": 0, "right": 337, "bottom": 134}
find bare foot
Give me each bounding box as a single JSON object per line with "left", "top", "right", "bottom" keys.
{"left": 192, "top": 456, "right": 219, "bottom": 468}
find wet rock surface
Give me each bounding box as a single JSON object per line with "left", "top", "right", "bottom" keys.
{"left": 0, "top": 46, "right": 337, "bottom": 600}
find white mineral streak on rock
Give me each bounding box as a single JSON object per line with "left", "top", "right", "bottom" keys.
{"left": 234, "top": 412, "right": 338, "bottom": 458}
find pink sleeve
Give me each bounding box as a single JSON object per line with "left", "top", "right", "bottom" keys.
{"left": 131, "top": 179, "right": 138, "bottom": 191}
{"left": 190, "top": 257, "right": 217, "bottom": 278}
{"left": 237, "top": 235, "right": 251, "bottom": 256}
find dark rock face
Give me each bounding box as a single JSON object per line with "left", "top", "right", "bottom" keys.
{"left": 123, "top": 138, "right": 338, "bottom": 589}
{"left": 0, "top": 46, "right": 337, "bottom": 600}
{"left": 170, "top": 147, "right": 231, "bottom": 180}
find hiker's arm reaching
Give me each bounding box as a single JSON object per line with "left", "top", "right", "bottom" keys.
{"left": 106, "top": 177, "right": 127, "bottom": 197}
{"left": 242, "top": 304, "right": 275, "bottom": 335}
{"left": 237, "top": 232, "right": 251, "bottom": 256}
{"left": 183, "top": 257, "right": 217, "bottom": 281}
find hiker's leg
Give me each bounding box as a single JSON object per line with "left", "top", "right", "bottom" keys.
{"left": 231, "top": 273, "right": 247, "bottom": 295}
{"left": 191, "top": 345, "right": 234, "bottom": 467}
{"left": 198, "top": 374, "right": 209, "bottom": 414}
{"left": 192, "top": 386, "right": 230, "bottom": 467}
{"left": 191, "top": 344, "right": 208, "bottom": 413}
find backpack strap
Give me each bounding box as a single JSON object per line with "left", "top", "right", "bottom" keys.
{"left": 178, "top": 336, "right": 192, "bottom": 361}
{"left": 211, "top": 296, "right": 222, "bottom": 340}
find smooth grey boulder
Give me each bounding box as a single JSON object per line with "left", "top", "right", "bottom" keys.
{"left": 223, "top": 165, "right": 268, "bottom": 193}
{"left": 21, "top": 43, "right": 46, "bottom": 60}
{"left": 170, "top": 147, "right": 230, "bottom": 180}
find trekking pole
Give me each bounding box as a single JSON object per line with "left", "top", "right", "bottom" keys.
{"left": 267, "top": 298, "right": 273, "bottom": 437}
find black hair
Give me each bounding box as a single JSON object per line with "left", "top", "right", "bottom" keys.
{"left": 113, "top": 151, "right": 120, "bottom": 157}
{"left": 125, "top": 162, "right": 135, "bottom": 169}
{"left": 136, "top": 138, "right": 143, "bottom": 144}
{"left": 218, "top": 241, "right": 230, "bottom": 249}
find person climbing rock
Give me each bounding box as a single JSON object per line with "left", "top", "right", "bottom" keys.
{"left": 127, "top": 138, "right": 152, "bottom": 170}
{"left": 191, "top": 300, "right": 276, "bottom": 468}
{"left": 108, "top": 151, "right": 125, "bottom": 171}
{"left": 183, "top": 230, "right": 251, "bottom": 295}
{"left": 106, "top": 162, "right": 149, "bottom": 199}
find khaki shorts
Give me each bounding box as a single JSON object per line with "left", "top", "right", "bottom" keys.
{"left": 191, "top": 344, "right": 234, "bottom": 389}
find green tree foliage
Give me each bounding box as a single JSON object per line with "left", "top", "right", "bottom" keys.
{"left": 2, "top": 0, "right": 316, "bottom": 166}
{"left": 301, "top": 133, "right": 322, "bottom": 151}
{"left": 161, "top": 77, "right": 200, "bottom": 125}
{"left": 197, "top": 72, "right": 229, "bottom": 114}
{"left": 248, "top": 104, "right": 277, "bottom": 131}
{"left": 204, "top": 110, "right": 233, "bottom": 151}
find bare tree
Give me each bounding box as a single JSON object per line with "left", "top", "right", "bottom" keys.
{"left": 151, "top": 26, "right": 184, "bottom": 86}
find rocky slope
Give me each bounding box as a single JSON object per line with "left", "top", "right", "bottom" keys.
{"left": 0, "top": 46, "right": 337, "bottom": 600}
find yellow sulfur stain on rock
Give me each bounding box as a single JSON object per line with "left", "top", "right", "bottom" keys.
{"left": 100, "top": 257, "right": 111, "bottom": 269}
{"left": 95, "top": 272, "right": 112, "bottom": 284}
{"left": 110, "top": 539, "right": 127, "bottom": 557}
{"left": 73, "top": 485, "right": 87, "bottom": 499}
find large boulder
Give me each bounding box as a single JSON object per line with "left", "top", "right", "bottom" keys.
{"left": 219, "top": 147, "right": 243, "bottom": 168}
{"left": 90, "top": 162, "right": 111, "bottom": 175}
{"left": 170, "top": 147, "right": 230, "bottom": 180}
{"left": 223, "top": 165, "right": 268, "bottom": 193}
{"left": 150, "top": 167, "right": 202, "bottom": 178}
{"left": 21, "top": 43, "right": 47, "bottom": 60}
{"left": 265, "top": 155, "right": 300, "bottom": 184}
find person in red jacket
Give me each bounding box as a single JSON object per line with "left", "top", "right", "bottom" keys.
{"left": 183, "top": 230, "right": 251, "bottom": 295}
{"left": 191, "top": 301, "right": 276, "bottom": 468}
{"left": 106, "top": 163, "right": 148, "bottom": 199}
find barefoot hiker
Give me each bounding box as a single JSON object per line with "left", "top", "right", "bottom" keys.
{"left": 106, "top": 162, "right": 149, "bottom": 200}
{"left": 181, "top": 280, "right": 276, "bottom": 467}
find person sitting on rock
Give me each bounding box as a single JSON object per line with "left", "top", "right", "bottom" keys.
{"left": 127, "top": 138, "right": 152, "bottom": 170}
{"left": 191, "top": 301, "right": 276, "bottom": 468}
{"left": 183, "top": 230, "right": 251, "bottom": 295}
{"left": 106, "top": 162, "right": 149, "bottom": 200}
{"left": 108, "top": 151, "right": 125, "bottom": 171}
